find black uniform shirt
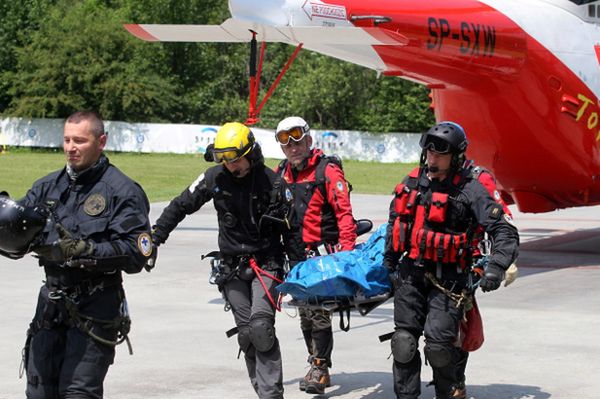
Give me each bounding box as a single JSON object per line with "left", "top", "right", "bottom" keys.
{"left": 155, "top": 161, "right": 303, "bottom": 262}
{"left": 21, "top": 155, "right": 152, "bottom": 282}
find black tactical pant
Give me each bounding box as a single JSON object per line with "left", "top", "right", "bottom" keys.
{"left": 25, "top": 284, "right": 121, "bottom": 399}
{"left": 299, "top": 307, "right": 333, "bottom": 367}
{"left": 224, "top": 273, "right": 284, "bottom": 399}
{"left": 392, "top": 266, "right": 466, "bottom": 399}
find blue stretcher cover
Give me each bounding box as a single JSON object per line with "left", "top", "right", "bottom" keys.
{"left": 277, "top": 224, "right": 391, "bottom": 301}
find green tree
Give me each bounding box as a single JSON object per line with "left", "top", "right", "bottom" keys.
{"left": 0, "top": 0, "right": 56, "bottom": 112}
{"left": 3, "top": 0, "right": 181, "bottom": 121}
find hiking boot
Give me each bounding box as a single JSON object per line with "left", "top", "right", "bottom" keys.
{"left": 305, "top": 358, "right": 331, "bottom": 395}
{"left": 450, "top": 382, "right": 467, "bottom": 399}
{"left": 299, "top": 367, "right": 312, "bottom": 391}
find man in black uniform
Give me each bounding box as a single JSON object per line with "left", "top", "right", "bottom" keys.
{"left": 0, "top": 111, "right": 152, "bottom": 399}
{"left": 383, "top": 121, "right": 519, "bottom": 399}
{"left": 152, "top": 122, "right": 302, "bottom": 399}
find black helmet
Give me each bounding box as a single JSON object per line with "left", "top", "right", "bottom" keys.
{"left": 0, "top": 197, "right": 48, "bottom": 254}
{"left": 419, "top": 121, "right": 468, "bottom": 154}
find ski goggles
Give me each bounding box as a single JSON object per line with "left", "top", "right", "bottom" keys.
{"left": 420, "top": 135, "right": 452, "bottom": 154}
{"left": 275, "top": 126, "right": 308, "bottom": 145}
{"left": 212, "top": 143, "right": 252, "bottom": 164}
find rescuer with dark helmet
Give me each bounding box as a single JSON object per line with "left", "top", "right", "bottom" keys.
{"left": 0, "top": 111, "right": 153, "bottom": 398}
{"left": 383, "top": 121, "right": 519, "bottom": 399}
{"left": 152, "top": 122, "right": 303, "bottom": 399}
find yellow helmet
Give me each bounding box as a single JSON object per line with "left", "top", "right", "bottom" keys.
{"left": 212, "top": 122, "right": 255, "bottom": 164}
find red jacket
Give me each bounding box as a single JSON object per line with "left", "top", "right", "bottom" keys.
{"left": 276, "top": 149, "right": 356, "bottom": 251}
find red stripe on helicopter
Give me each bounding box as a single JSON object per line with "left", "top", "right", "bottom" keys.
{"left": 123, "top": 24, "right": 159, "bottom": 42}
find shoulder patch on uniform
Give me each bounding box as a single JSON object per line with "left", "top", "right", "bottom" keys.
{"left": 493, "top": 190, "right": 501, "bottom": 201}
{"left": 504, "top": 213, "right": 516, "bottom": 227}
{"left": 137, "top": 233, "right": 153, "bottom": 257}
{"left": 336, "top": 181, "right": 344, "bottom": 192}
{"left": 285, "top": 187, "right": 293, "bottom": 202}
{"left": 84, "top": 193, "right": 106, "bottom": 216}
{"left": 490, "top": 203, "right": 502, "bottom": 219}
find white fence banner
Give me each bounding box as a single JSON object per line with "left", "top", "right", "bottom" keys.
{"left": 0, "top": 117, "right": 422, "bottom": 163}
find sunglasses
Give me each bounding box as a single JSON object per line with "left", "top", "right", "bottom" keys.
{"left": 421, "top": 136, "right": 451, "bottom": 154}
{"left": 275, "top": 126, "right": 308, "bottom": 145}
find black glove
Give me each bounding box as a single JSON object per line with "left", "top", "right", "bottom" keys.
{"left": 479, "top": 263, "right": 505, "bottom": 292}
{"left": 151, "top": 225, "right": 168, "bottom": 246}
{"left": 388, "top": 269, "right": 400, "bottom": 291}
{"left": 144, "top": 243, "right": 158, "bottom": 272}
{"left": 33, "top": 223, "right": 94, "bottom": 262}
{"left": 144, "top": 227, "right": 164, "bottom": 272}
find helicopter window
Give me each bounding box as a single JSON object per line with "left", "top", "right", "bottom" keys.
{"left": 590, "top": 4, "right": 596, "bottom": 16}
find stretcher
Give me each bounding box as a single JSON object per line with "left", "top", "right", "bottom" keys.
{"left": 286, "top": 291, "right": 392, "bottom": 316}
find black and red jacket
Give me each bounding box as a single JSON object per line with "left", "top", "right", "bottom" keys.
{"left": 276, "top": 149, "right": 356, "bottom": 251}
{"left": 383, "top": 165, "right": 519, "bottom": 273}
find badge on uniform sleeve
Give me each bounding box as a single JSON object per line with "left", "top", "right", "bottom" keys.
{"left": 493, "top": 190, "right": 501, "bottom": 201}
{"left": 84, "top": 193, "right": 106, "bottom": 216}
{"left": 285, "top": 188, "right": 293, "bottom": 202}
{"left": 336, "top": 181, "right": 345, "bottom": 192}
{"left": 138, "top": 233, "right": 153, "bottom": 257}
{"left": 504, "top": 213, "right": 516, "bottom": 227}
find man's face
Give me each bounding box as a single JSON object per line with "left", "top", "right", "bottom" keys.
{"left": 426, "top": 149, "right": 453, "bottom": 180}
{"left": 224, "top": 156, "right": 251, "bottom": 178}
{"left": 63, "top": 120, "right": 106, "bottom": 172}
{"left": 281, "top": 135, "right": 312, "bottom": 169}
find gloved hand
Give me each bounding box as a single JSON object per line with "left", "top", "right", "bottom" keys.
{"left": 388, "top": 269, "right": 400, "bottom": 291}
{"left": 479, "top": 263, "right": 505, "bottom": 292}
{"left": 33, "top": 223, "right": 94, "bottom": 262}
{"left": 144, "top": 244, "right": 158, "bottom": 272}
{"left": 151, "top": 225, "right": 168, "bottom": 246}
{"left": 144, "top": 227, "right": 164, "bottom": 272}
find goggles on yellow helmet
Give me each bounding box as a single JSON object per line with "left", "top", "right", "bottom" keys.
{"left": 275, "top": 126, "right": 308, "bottom": 145}
{"left": 212, "top": 141, "right": 253, "bottom": 164}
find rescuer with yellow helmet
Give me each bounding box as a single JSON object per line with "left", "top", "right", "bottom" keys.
{"left": 152, "top": 122, "right": 303, "bottom": 399}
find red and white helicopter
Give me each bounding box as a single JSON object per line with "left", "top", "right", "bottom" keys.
{"left": 125, "top": 0, "right": 600, "bottom": 213}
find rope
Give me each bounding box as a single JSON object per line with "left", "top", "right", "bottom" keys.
{"left": 248, "top": 257, "right": 283, "bottom": 312}
{"left": 424, "top": 272, "right": 472, "bottom": 309}
{"left": 60, "top": 292, "right": 133, "bottom": 354}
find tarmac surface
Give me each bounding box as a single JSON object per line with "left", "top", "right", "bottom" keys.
{"left": 1, "top": 193, "right": 600, "bottom": 399}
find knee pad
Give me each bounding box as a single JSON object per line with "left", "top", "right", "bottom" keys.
{"left": 237, "top": 326, "right": 252, "bottom": 354}
{"left": 391, "top": 329, "right": 417, "bottom": 364}
{"left": 249, "top": 317, "right": 276, "bottom": 353}
{"left": 424, "top": 343, "right": 451, "bottom": 368}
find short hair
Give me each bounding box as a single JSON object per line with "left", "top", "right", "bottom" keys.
{"left": 65, "top": 111, "right": 105, "bottom": 138}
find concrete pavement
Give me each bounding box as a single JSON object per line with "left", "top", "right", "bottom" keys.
{"left": 1, "top": 194, "right": 599, "bottom": 398}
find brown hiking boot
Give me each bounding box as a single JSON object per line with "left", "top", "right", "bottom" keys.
{"left": 305, "top": 358, "right": 331, "bottom": 395}
{"left": 299, "top": 367, "right": 311, "bottom": 391}
{"left": 450, "top": 382, "right": 467, "bottom": 399}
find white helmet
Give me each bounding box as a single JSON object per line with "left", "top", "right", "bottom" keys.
{"left": 276, "top": 116, "right": 309, "bottom": 135}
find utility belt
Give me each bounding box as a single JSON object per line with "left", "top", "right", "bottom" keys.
{"left": 40, "top": 255, "right": 131, "bottom": 273}
{"left": 43, "top": 268, "right": 123, "bottom": 297}
{"left": 222, "top": 253, "right": 284, "bottom": 272}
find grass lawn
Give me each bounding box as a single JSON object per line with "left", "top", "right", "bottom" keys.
{"left": 0, "top": 148, "right": 417, "bottom": 202}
